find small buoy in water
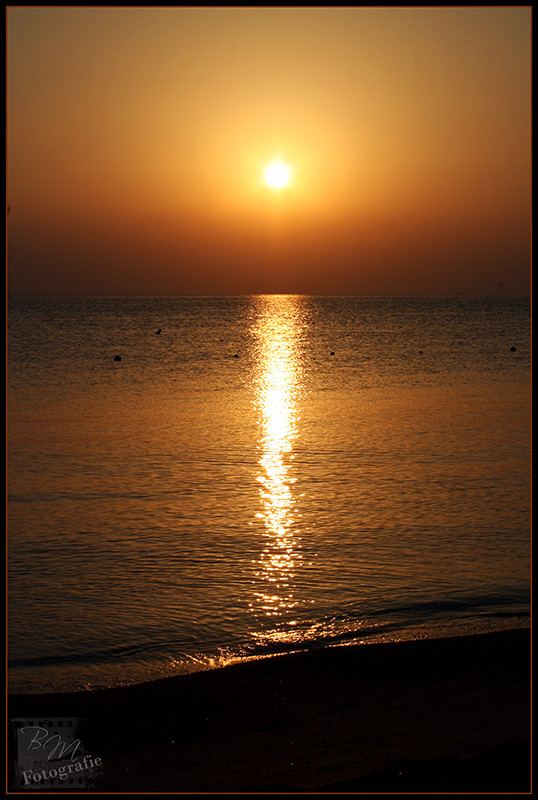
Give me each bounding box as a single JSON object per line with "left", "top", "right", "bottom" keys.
{"left": 510, "top": 346, "right": 517, "bottom": 352}
{"left": 233, "top": 353, "right": 239, "bottom": 358}
{"left": 419, "top": 350, "right": 424, "bottom": 354}
{"left": 330, "top": 351, "right": 335, "bottom": 356}
{"left": 156, "top": 328, "right": 161, "bottom": 335}
{"left": 113, "top": 355, "right": 122, "bottom": 362}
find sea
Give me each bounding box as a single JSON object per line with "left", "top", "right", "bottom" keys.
{"left": 7, "top": 294, "right": 531, "bottom": 694}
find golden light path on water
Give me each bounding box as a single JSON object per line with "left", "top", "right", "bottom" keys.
{"left": 250, "top": 297, "right": 304, "bottom": 643}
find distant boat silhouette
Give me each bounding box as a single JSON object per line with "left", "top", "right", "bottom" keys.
{"left": 156, "top": 329, "right": 161, "bottom": 335}
{"left": 114, "top": 355, "right": 122, "bottom": 361}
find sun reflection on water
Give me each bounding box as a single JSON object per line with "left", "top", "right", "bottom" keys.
{"left": 250, "top": 297, "right": 304, "bottom": 635}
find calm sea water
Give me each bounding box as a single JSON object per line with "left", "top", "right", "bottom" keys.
{"left": 8, "top": 295, "right": 531, "bottom": 693}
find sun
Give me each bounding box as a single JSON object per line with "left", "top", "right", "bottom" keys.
{"left": 264, "top": 161, "right": 291, "bottom": 190}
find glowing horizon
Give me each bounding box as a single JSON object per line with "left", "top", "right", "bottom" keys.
{"left": 7, "top": 7, "right": 531, "bottom": 295}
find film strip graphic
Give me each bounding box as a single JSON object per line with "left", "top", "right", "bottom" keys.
{"left": 10, "top": 718, "right": 103, "bottom": 790}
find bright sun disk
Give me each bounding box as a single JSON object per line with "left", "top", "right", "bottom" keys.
{"left": 264, "top": 162, "right": 291, "bottom": 190}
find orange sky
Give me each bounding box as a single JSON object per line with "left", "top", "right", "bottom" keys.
{"left": 7, "top": 7, "right": 531, "bottom": 295}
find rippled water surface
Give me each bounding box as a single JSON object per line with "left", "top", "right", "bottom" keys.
{"left": 8, "top": 295, "right": 531, "bottom": 692}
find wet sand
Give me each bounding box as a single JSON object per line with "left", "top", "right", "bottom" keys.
{"left": 8, "top": 628, "right": 531, "bottom": 793}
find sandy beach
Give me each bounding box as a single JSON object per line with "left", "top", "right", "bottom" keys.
{"left": 8, "top": 628, "right": 530, "bottom": 793}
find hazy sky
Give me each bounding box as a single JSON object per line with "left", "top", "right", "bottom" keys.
{"left": 7, "top": 6, "right": 531, "bottom": 295}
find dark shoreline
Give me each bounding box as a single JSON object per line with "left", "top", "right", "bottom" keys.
{"left": 8, "top": 628, "right": 531, "bottom": 792}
